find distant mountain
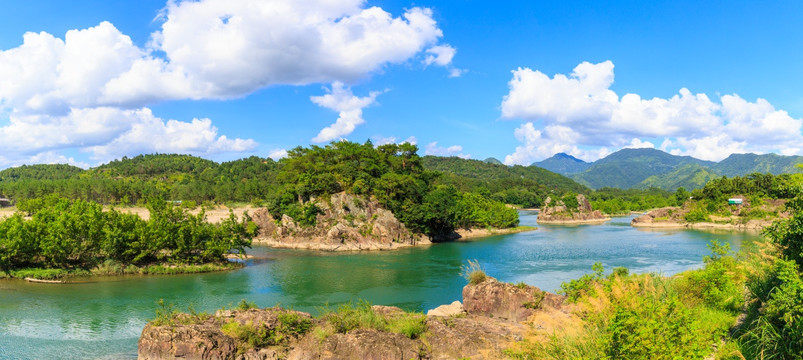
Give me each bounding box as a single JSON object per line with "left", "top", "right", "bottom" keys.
{"left": 636, "top": 164, "right": 720, "bottom": 191}
{"left": 570, "top": 148, "right": 714, "bottom": 189}
{"left": 483, "top": 157, "right": 503, "bottom": 165}
{"left": 536, "top": 148, "right": 803, "bottom": 190}
{"left": 713, "top": 153, "right": 803, "bottom": 177}
{"left": 533, "top": 153, "right": 590, "bottom": 174}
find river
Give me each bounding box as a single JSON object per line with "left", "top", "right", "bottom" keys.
{"left": 0, "top": 212, "right": 760, "bottom": 359}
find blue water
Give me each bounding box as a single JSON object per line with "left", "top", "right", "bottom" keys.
{"left": 0, "top": 212, "right": 759, "bottom": 359}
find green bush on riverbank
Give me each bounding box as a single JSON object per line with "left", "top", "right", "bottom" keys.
{"left": 0, "top": 195, "right": 254, "bottom": 278}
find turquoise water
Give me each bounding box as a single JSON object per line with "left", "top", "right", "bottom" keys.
{"left": 0, "top": 212, "right": 760, "bottom": 359}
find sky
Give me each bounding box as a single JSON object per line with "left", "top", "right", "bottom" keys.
{"left": 1, "top": 0, "right": 802, "bottom": 169}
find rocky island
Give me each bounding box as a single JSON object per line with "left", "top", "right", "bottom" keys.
{"left": 537, "top": 193, "right": 609, "bottom": 224}
{"left": 632, "top": 196, "right": 789, "bottom": 231}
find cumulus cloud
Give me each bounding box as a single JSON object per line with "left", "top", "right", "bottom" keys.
{"left": 0, "top": 0, "right": 450, "bottom": 112}
{"left": 0, "top": 107, "right": 256, "bottom": 167}
{"left": 371, "top": 135, "right": 417, "bottom": 146}
{"left": 501, "top": 61, "right": 803, "bottom": 163}
{"left": 0, "top": 0, "right": 454, "bottom": 167}
{"left": 503, "top": 122, "right": 611, "bottom": 165}
{"left": 425, "top": 141, "right": 471, "bottom": 159}
{"left": 423, "top": 44, "right": 464, "bottom": 77}
{"left": 267, "top": 149, "right": 288, "bottom": 160}
{"left": 311, "top": 82, "right": 382, "bottom": 143}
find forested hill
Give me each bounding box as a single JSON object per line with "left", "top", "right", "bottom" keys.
{"left": 421, "top": 156, "right": 589, "bottom": 208}
{"left": 0, "top": 164, "right": 84, "bottom": 181}
{"left": 535, "top": 148, "right": 803, "bottom": 190}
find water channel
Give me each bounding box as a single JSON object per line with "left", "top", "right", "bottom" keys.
{"left": 0, "top": 212, "right": 760, "bottom": 359}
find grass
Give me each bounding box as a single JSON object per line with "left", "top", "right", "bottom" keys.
{"left": 316, "top": 300, "right": 428, "bottom": 340}
{"left": 460, "top": 259, "right": 487, "bottom": 285}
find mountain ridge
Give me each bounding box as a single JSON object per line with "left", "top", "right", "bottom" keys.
{"left": 532, "top": 148, "right": 803, "bottom": 190}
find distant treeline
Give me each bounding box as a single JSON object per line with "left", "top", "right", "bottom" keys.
{"left": 0, "top": 142, "right": 521, "bottom": 238}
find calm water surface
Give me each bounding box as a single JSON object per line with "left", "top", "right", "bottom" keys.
{"left": 0, "top": 212, "right": 760, "bottom": 359}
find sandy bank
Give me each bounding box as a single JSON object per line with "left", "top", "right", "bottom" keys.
{"left": 454, "top": 226, "right": 537, "bottom": 240}
{"left": 537, "top": 217, "right": 611, "bottom": 225}
{"left": 631, "top": 220, "right": 768, "bottom": 232}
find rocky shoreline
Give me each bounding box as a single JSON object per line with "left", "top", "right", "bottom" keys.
{"left": 138, "top": 276, "right": 567, "bottom": 359}
{"left": 249, "top": 192, "right": 531, "bottom": 251}
{"left": 631, "top": 206, "right": 783, "bottom": 231}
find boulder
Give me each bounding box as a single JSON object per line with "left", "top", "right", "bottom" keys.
{"left": 462, "top": 277, "right": 564, "bottom": 322}
{"left": 426, "top": 301, "right": 464, "bottom": 317}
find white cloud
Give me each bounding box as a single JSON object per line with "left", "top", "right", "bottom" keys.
{"left": 424, "top": 45, "right": 455, "bottom": 66}
{"left": 1, "top": 0, "right": 450, "bottom": 111}
{"left": 268, "top": 149, "right": 288, "bottom": 160}
{"left": 0, "top": 0, "right": 454, "bottom": 168}
{"left": 501, "top": 61, "right": 803, "bottom": 163}
{"left": 371, "top": 135, "right": 417, "bottom": 146}
{"left": 0, "top": 107, "right": 256, "bottom": 167}
{"left": 425, "top": 141, "right": 470, "bottom": 159}
{"left": 624, "top": 138, "right": 655, "bottom": 149}
{"left": 311, "top": 82, "right": 382, "bottom": 143}
{"left": 503, "top": 122, "right": 611, "bottom": 165}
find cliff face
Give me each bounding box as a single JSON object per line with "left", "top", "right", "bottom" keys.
{"left": 537, "top": 194, "right": 608, "bottom": 223}
{"left": 138, "top": 277, "right": 568, "bottom": 359}
{"left": 251, "top": 192, "right": 430, "bottom": 250}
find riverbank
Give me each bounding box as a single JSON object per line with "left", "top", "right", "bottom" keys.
{"left": 0, "top": 262, "right": 243, "bottom": 282}
{"left": 631, "top": 206, "right": 783, "bottom": 232}
{"left": 631, "top": 219, "right": 769, "bottom": 231}
{"left": 454, "top": 225, "right": 537, "bottom": 240}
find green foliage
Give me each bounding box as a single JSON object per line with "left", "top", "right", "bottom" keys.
{"left": 604, "top": 293, "right": 706, "bottom": 359}
{"left": 674, "top": 241, "right": 745, "bottom": 312}
{"left": 561, "top": 192, "right": 580, "bottom": 210}
{"left": 589, "top": 187, "right": 678, "bottom": 214}
{"left": 460, "top": 259, "right": 487, "bottom": 285}
{"left": 237, "top": 299, "right": 258, "bottom": 311}
{"left": 560, "top": 262, "right": 605, "bottom": 302}
{"left": 736, "top": 197, "right": 803, "bottom": 359}
{"left": 0, "top": 195, "right": 253, "bottom": 276}
{"left": 684, "top": 209, "right": 710, "bottom": 223}
{"left": 151, "top": 299, "right": 178, "bottom": 327}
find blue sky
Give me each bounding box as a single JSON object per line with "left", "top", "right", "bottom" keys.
{"left": 1, "top": 0, "right": 802, "bottom": 169}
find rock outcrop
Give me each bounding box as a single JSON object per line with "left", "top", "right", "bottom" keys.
{"left": 138, "top": 277, "right": 567, "bottom": 359}
{"left": 463, "top": 277, "right": 565, "bottom": 322}
{"left": 250, "top": 192, "right": 430, "bottom": 251}
{"left": 537, "top": 194, "right": 609, "bottom": 224}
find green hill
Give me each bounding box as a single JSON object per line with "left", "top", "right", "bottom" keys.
{"left": 713, "top": 153, "right": 803, "bottom": 177}
{"left": 0, "top": 164, "right": 85, "bottom": 181}
{"left": 421, "top": 156, "right": 588, "bottom": 208}
{"left": 570, "top": 148, "right": 714, "bottom": 189}
{"left": 636, "top": 164, "right": 720, "bottom": 191}
{"left": 533, "top": 152, "right": 591, "bottom": 174}
{"left": 552, "top": 148, "right": 802, "bottom": 190}
{"left": 483, "top": 157, "right": 503, "bottom": 165}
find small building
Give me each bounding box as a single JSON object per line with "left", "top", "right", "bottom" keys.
{"left": 0, "top": 198, "right": 11, "bottom": 207}
{"left": 728, "top": 198, "right": 743, "bottom": 205}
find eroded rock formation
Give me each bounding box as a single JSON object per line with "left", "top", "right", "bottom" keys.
{"left": 250, "top": 192, "right": 430, "bottom": 250}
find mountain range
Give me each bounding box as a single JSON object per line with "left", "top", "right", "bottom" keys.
{"left": 533, "top": 148, "right": 803, "bottom": 190}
